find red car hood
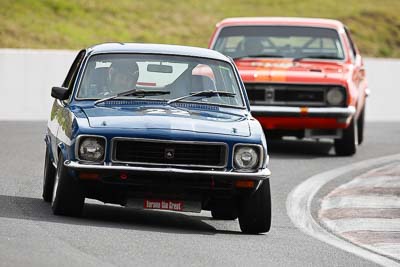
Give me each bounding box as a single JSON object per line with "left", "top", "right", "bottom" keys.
{"left": 235, "top": 58, "right": 349, "bottom": 85}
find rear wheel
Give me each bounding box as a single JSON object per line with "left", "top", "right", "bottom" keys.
{"left": 334, "top": 118, "right": 357, "bottom": 156}
{"left": 42, "top": 147, "right": 56, "bottom": 202}
{"left": 51, "top": 153, "right": 85, "bottom": 216}
{"left": 238, "top": 179, "right": 271, "bottom": 234}
{"left": 211, "top": 199, "right": 238, "bottom": 220}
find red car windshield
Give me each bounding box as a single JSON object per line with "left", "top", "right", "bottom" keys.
{"left": 213, "top": 26, "right": 345, "bottom": 61}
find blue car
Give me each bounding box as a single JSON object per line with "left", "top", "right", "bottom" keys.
{"left": 43, "top": 43, "right": 271, "bottom": 234}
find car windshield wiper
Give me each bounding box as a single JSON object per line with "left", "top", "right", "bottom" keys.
{"left": 293, "top": 55, "right": 343, "bottom": 62}
{"left": 232, "top": 54, "right": 283, "bottom": 60}
{"left": 167, "top": 90, "right": 236, "bottom": 105}
{"left": 94, "top": 89, "right": 170, "bottom": 105}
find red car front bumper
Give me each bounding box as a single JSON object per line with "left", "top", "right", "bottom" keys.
{"left": 251, "top": 105, "right": 355, "bottom": 130}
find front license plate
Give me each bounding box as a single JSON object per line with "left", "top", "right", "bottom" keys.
{"left": 127, "top": 198, "right": 201, "bottom": 213}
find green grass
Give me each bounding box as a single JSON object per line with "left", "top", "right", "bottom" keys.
{"left": 1, "top": 0, "right": 399, "bottom": 57}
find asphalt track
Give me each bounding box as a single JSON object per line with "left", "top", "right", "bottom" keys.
{"left": 0, "top": 121, "right": 399, "bottom": 266}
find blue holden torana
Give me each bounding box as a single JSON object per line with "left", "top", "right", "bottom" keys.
{"left": 43, "top": 43, "right": 271, "bottom": 234}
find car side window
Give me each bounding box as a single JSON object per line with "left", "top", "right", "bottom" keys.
{"left": 344, "top": 27, "right": 357, "bottom": 61}
{"left": 62, "top": 50, "right": 86, "bottom": 90}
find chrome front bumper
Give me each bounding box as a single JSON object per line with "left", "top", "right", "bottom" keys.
{"left": 64, "top": 161, "right": 271, "bottom": 181}
{"left": 251, "top": 106, "right": 356, "bottom": 118}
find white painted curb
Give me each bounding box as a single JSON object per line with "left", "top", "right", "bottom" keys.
{"left": 286, "top": 153, "right": 400, "bottom": 266}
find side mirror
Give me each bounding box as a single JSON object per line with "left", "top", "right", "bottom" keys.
{"left": 51, "top": 86, "right": 69, "bottom": 100}
{"left": 355, "top": 54, "right": 362, "bottom": 66}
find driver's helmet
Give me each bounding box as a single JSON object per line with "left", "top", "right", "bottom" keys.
{"left": 243, "top": 38, "right": 264, "bottom": 56}
{"left": 108, "top": 60, "right": 139, "bottom": 93}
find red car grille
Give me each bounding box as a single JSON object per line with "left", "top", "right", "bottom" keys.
{"left": 245, "top": 83, "right": 346, "bottom": 107}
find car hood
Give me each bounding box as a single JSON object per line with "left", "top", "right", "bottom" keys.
{"left": 235, "top": 58, "right": 348, "bottom": 84}
{"left": 81, "top": 105, "right": 251, "bottom": 137}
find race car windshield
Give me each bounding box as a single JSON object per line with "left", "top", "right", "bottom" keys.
{"left": 77, "top": 54, "right": 245, "bottom": 108}
{"left": 213, "top": 26, "right": 345, "bottom": 61}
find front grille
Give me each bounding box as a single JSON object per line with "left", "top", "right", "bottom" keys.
{"left": 274, "top": 89, "right": 324, "bottom": 103}
{"left": 245, "top": 83, "right": 345, "bottom": 107}
{"left": 247, "top": 90, "right": 265, "bottom": 102}
{"left": 112, "top": 139, "right": 227, "bottom": 168}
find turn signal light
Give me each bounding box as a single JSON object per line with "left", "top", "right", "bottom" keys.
{"left": 235, "top": 180, "right": 255, "bottom": 188}
{"left": 79, "top": 172, "right": 100, "bottom": 180}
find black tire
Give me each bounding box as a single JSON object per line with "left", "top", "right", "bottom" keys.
{"left": 334, "top": 118, "right": 357, "bottom": 156}
{"left": 42, "top": 147, "right": 56, "bottom": 202}
{"left": 357, "top": 106, "right": 365, "bottom": 145}
{"left": 238, "top": 179, "right": 271, "bottom": 234}
{"left": 52, "top": 153, "right": 85, "bottom": 216}
{"left": 211, "top": 199, "right": 238, "bottom": 220}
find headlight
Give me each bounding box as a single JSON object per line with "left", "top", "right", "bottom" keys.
{"left": 233, "top": 145, "right": 260, "bottom": 171}
{"left": 78, "top": 136, "right": 105, "bottom": 162}
{"left": 326, "top": 87, "right": 345, "bottom": 106}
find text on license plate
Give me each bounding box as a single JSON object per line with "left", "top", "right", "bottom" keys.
{"left": 144, "top": 199, "right": 184, "bottom": 211}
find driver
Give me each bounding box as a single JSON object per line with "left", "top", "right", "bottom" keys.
{"left": 243, "top": 38, "right": 264, "bottom": 56}
{"left": 107, "top": 60, "right": 139, "bottom": 94}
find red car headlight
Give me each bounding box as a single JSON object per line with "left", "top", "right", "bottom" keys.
{"left": 326, "top": 87, "right": 345, "bottom": 106}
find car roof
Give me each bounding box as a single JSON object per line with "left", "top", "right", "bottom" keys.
{"left": 87, "top": 43, "right": 231, "bottom": 62}
{"left": 216, "top": 17, "right": 344, "bottom": 31}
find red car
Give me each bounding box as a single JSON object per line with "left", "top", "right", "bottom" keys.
{"left": 209, "top": 17, "right": 369, "bottom": 155}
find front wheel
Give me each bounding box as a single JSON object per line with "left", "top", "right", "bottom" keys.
{"left": 334, "top": 118, "right": 357, "bottom": 156}
{"left": 42, "top": 147, "right": 56, "bottom": 202}
{"left": 51, "top": 153, "right": 85, "bottom": 216}
{"left": 238, "top": 179, "right": 271, "bottom": 234}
